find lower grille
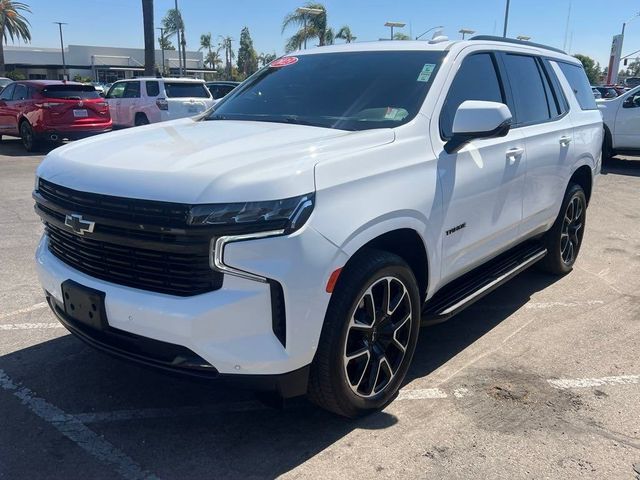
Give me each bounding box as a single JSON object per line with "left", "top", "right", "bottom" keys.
{"left": 45, "top": 222, "right": 222, "bottom": 296}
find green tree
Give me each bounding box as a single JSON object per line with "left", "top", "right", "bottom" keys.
{"left": 141, "top": 0, "right": 155, "bottom": 76}
{"left": 162, "top": 8, "right": 186, "bottom": 73}
{"left": 282, "top": 2, "right": 328, "bottom": 52}
{"left": 336, "top": 25, "right": 356, "bottom": 43}
{"left": 237, "top": 26, "right": 258, "bottom": 77}
{"left": 625, "top": 58, "right": 640, "bottom": 77}
{"left": 393, "top": 32, "right": 411, "bottom": 41}
{"left": 218, "top": 35, "right": 235, "bottom": 79}
{"left": 573, "top": 54, "right": 601, "bottom": 84}
{"left": 0, "top": 1, "right": 31, "bottom": 76}
{"left": 158, "top": 32, "right": 175, "bottom": 50}
{"left": 258, "top": 52, "right": 276, "bottom": 67}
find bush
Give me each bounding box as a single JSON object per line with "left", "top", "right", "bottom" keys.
{"left": 6, "top": 70, "right": 26, "bottom": 81}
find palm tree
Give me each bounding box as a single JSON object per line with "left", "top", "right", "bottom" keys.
{"left": 218, "top": 35, "right": 234, "bottom": 79}
{"left": 336, "top": 25, "right": 356, "bottom": 43}
{"left": 199, "top": 33, "right": 213, "bottom": 67}
{"left": 0, "top": 0, "right": 31, "bottom": 76}
{"left": 324, "top": 27, "right": 334, "bottom": 46}
{"left": 141, "top": 0, "right": 154, "bottom": 76}
{"left": 258, "top": 52, "right": 276, "bottom": 67}
{"left": 282, "top": 2, "right": 327, "bottom": 51}
{"left": 162, "top": 8, "right": 184, "bottom": 73}
{"left": 393, "top": 32, "right": 411, "bottom": 41}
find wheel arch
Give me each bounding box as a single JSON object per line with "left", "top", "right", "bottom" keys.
{"left": 569, "top": 164, "right": 593, "bottom": 205}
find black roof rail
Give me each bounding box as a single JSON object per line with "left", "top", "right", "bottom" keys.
{"left": 469, "top": 35, "right": 567, "bottom": 55}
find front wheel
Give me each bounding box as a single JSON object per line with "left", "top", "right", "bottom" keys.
{"left": 308, "top": 249, "right": 421, "bottom": 417}
{"left": 539, "top": 183, "right": 587, "bottom": 275}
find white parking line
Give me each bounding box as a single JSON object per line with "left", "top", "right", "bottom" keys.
{"left": 396, "top": 388, "right": 448, "bottom": 400}
{"left": 0, "top": 369, "right": 159, "bottom": 480}
{"left": 548, "top": 374, "right": 640, "bottom": 389}
{"left": 0, "top": 302, "right": 48, "bottom": 320}
{"left": 0, "top": 322, "right": 62, "bottom": 331}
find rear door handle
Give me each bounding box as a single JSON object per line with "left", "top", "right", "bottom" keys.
{"left": 559, "top": 136, "right": 572, "bottom": 147}
{"left": 506, "top": 147, "right": 524, "bottom": 164}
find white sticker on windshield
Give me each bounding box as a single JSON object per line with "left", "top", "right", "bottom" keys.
{"left": 417, "top": 63, "right": 436, "bottom": 82}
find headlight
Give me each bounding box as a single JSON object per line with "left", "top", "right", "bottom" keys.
{"left": 188, "top": 193, "right": 314, "bottom": 234}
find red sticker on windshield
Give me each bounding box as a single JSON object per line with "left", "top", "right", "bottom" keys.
{"left": 270, "top": 56, "right": 299, "bottom": 68}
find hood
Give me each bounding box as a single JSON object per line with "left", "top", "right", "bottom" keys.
{"left": 37, "top": 118, "right": 394, "bottom": 204}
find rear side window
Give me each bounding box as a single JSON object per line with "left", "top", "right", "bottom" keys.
{"left": 503, "top": 54, "right": 551, "bottom": 126}
{"left": 145, "top": 81, "right": 159, "bottom": 97}
{"left": 164, "top": 82, "right": 210, "bottom": 98}
{"left": 440, "top": 53, "right": 504, "bottom": 138}
{"left": 42, "top": 85, "right": 100, "bottom": 99}
{"left": 557, "top": 62, "right": 597, "bottom": 110}
{"left": 123, "top": 82, "right": 141, "bottom": 98}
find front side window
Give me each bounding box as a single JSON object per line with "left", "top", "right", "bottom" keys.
{"left": 557, "top": 62, "right": 598, "bottom": 110}
{"left": 440, "top": 53, "right": 504, "bottom": 138}
{"left": 106, "top": 82, "right": 125, "bottom": 99}
{"left": 12, "top": 84, "right": 28, "bottom": 100}
{"left": 504, "top": 54, "right": 551, "bottom": 126}
{"left": 0, "top": 83, "right": 15, "bottom": 101}
{"left": 210, "top": 51, "right": 445, "bottom": 131}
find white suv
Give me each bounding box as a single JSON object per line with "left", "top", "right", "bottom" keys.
{"left": 598, "top": 85, "right": 640, "bottom": 158}
{"left": 105, "top": 77, "right": 214, "bottom": 127}
{"left": 34, "top": 37, "right": 602, "bottom": 417}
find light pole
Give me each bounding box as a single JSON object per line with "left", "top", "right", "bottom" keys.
{"left": 296, "top": 7, "right": 324, "bottom": 49}
{"left": 53, "top": 22, "right": 68, "bottom": 81}
{"left": 157, "top": 27, "right": 165, "bottom": 76}
{"left": 385, "top": 21, "right": 406, "bottom": 40}
{"left": 459, "top": 28, "right": 475, "bottom": 39}
{"left": 415, "top": 25, "right": 443, "bottom": 40}
{"left": 503, "top": 0, "right": 510, "bottom": 37}
{"left": 174, "top": 0, "right": 183, "bottom": 76}
{"left": 608, "top": 11, "right": 640, "bottom": 84}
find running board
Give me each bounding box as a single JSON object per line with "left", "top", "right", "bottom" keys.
{"left": 422, "top": 242, "right": 547, "bottom": 326}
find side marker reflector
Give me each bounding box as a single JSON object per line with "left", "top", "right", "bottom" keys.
{"left": 326, "top": 268, "right": 343, "bottom": 293}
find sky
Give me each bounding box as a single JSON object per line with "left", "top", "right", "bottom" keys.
{"left": 10, "top": 0, "right": 640, "bottom": 67}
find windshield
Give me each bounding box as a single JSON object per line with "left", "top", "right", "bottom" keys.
{"left": 42, "top": 85, "right": 101, "bottom": 100}
{"left": 208, "top": 51, "right": 445, "bottom": 131}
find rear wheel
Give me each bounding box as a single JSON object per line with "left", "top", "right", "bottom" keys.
{"left": 539, "top": 183, "right": 587, "bottom": 275}
{"left": 308, "top": 249, "right": 421, "bottom": 417}
{"left": 134, "top": 113, "right": 150, "bottom": 126}
{"left": 20, "top": 121, "right": 40, "bottom": 152}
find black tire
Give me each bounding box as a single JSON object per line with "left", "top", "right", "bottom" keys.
{"left": 134, "top": 113, "right": 150, "bottom": 126}
{"left": 539, "top": 183, "right": 587, "bottom": 275}
{"left": 308, "top": 249, "right": 421, "bottom": 417}
{"left": 20, "top": 121, "right": 40, "bottom": 152}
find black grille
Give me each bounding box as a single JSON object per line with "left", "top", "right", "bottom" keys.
{"left": 34, "top": 180, "right": 223, "bottom": 296}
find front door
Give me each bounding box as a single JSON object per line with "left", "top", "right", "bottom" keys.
{"left": 105, "top": 82, "right": 125, "bottom": 125}
{"left": 434, "top": 51, "right": 526, "bottom": 284}
{"left": 118, "top": 81, "right": 141, "bottom": 127}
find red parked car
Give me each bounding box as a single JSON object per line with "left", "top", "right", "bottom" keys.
{"left": 0, "top": 80, "right": 112, "bottom": 151}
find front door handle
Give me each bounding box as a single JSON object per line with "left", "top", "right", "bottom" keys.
{"left": 559, "top": 136, "right": 572, "bottom": 147}
{"left": 506, "top": 147, "right": 524, "bottom": 164}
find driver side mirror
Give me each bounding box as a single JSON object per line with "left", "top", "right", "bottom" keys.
{"left": 444, "top": 100, "right": 513, "bottom": 154}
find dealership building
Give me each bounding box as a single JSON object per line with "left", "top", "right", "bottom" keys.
{"left": 2, "top": 44, "right": 207, "bottom": 82}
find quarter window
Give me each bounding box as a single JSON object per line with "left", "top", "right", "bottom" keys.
{"left": 557, "top": 62, "right": 598, "bottom": 110}
{"left": 440, "top": 53, "right": 504, "bottom": 139}
{"left": 503, "top": 54, "right": 550, "bottom": 126}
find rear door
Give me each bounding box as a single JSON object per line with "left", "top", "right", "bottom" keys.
{"left": 0, "top": 84, "right": 17, "bottom": 134}
{"left": 500, "top": 53, "right": 575, "bottom": 236}
{"left": 163, "top": 81, "right": 212, "bottom": 119}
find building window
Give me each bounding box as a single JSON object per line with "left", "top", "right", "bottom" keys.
{"left": 28, "top": 73, "right": 47, "bottom": 80}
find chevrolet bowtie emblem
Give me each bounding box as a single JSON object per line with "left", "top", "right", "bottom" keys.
{"left": 64, "top": 214, "right": 95, "bottom": 235}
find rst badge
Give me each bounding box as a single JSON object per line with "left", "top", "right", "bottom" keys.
{"left": 64, "top": 214, "right": 95, "bottom": 235}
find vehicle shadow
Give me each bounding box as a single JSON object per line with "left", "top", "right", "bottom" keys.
{"left": 0, "top": 270, "right": 559, "bottom": 479}
{"left": 0, "top": 138, "right": 58, "bottom": 157}
{"left": 601, "top": 156, "right": 640, "bottom": 177}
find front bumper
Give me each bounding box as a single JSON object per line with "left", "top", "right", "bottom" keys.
{"left": 35, "top": 226, "right": 346, "bottom": 380}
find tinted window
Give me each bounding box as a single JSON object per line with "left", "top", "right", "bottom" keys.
{"left": 165, "top": 82, "right": 210, "bottom": 98}
{"left": 106, "top": 82, "right": 125, "bottom": 99}
{"left": 542, "top": 58, "right": 569, "bottom": 115}
{"left": 0, "top": 83, "right": 15, "bottom": 100}
{"left": 12, "top": 84, "right": 28, "bottom": 100}
{"left": 211, "top": 51, "right": 445, "bottom": 131}
{"left": 41, "top": 84, "right": 100, "bottom": 99}
{"left": 557, "top": 62, "right": 598, "bottom": 110}
{"left": 123, "top": 81, "right": 140, "bottom": 98}
{"left": 503, "top": 54, "right": 550, "bottom": 125}
{"left": 145, "top": 81, "right": 159, "bottom": 97}
{"left": 440, "top": 53, "right": 504, "bottom": 138}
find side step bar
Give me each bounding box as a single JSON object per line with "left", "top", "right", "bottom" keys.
{"left": 422, "top": 243, "right": 547, "bottom": 326}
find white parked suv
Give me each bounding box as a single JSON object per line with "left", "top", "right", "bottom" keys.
{"left": 598, "top": 85, "right": 640, "bottom": 158}
{"left": 34, "top": 37, "right": 601, "bottom": 417}
{"left": 105, "top": 77, "right": 214, "bottom": 127}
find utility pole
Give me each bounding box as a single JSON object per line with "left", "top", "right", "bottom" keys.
{"left": 157, "top": 27, "right": 165, "bottom": 76}
{"left": 54, "top": 22, "right": 68, "bottom": 80}
{"left": 174, "top": 0, "right": 183, "bottom": 75}
{"left": 563, "top": 1, "right": 572, "bottom": 51}
{"left": 502, "top": 0, "right": 510, "bottom": 37}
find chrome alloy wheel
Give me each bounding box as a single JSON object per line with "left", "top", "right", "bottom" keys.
{"left": 343, "top": 276, "right": 413, "bottom": 398}
{"left": 560, "top": 195, "right": 585, "bottom": 265}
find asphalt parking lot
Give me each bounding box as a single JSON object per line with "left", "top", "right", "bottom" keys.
{"left": 1, "top": 137, "right": 639, "bottom": 479}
